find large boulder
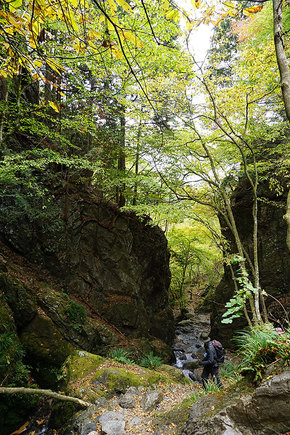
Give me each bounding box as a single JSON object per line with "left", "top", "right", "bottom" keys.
{"left": 62, "top": 350, "right": 189, "bottom": 404}
{"left": 0, "top": 272, "right": 37, "bottom": 329}
{"left": 0, "top": 185, "right": 174, "bottom": 344}
{"left": 182, "top": 368, "right": 290, "bottom": 435}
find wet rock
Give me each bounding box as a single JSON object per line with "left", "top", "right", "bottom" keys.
{"left": 141, "top": 390, "right": 163, "bottom": 412}
{"left": 63, "top": 406, "right": 98, "bottom": 435}
{"left": 183, "top": 359, "right": 199, "bottom": 370}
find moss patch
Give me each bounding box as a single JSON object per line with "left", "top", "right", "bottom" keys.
{"left": 64, "top": 350, "right": 105, "bottom": 382}
{"left": 0, "top": 297, "right": 29, "bottom": 386}
{"left": 153, "top": 396, "right": 196, "bottom": 434}
{"left": 158, "top": 365, "right": 191, "bottom": 384}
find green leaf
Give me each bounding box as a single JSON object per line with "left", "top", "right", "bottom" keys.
{"left": 10, "top": 0, "right": 22, "bottom": 9}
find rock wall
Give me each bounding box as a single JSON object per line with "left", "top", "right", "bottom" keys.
{"left": 0, "top": 183, "right": 174, "bottom": 345}
{"left": 206, "top": 179, "right": 290, "bottom": 346}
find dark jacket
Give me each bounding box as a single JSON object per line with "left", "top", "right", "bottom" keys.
{"left": 200, "top": 341, "right": 218, "bottom": 367}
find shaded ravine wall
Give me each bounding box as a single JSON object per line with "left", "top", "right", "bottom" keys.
{"left": 204, "top": 178, "right": 290, "bottom": 347}
{"left": 0, "top": 183, "right": 174, "bottom": 345}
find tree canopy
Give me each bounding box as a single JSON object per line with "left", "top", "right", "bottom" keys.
{"left": 0, "top": 0, "right": 289, "bottom": 320}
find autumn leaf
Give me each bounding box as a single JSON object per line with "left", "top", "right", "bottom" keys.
{"left": 48, "top": 101, "right": 60, "bottom": 112}
{"left": 9, "top": 421, "right": 29, "bottom": 435}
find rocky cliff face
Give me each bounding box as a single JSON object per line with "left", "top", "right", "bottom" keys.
{"left": 205, "top": 179, "right": 290, "bottom": 346}
{"left": 0, "top": 183, "right": 174, "bottom": 345}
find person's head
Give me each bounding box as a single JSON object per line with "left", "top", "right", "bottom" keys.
{"left": 200, "top": 331, "right": 210, "bottom": 345}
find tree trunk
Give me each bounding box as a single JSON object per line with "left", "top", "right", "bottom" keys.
{"left": 133, "top": 119, "right": 141, "bottom": 206}
{"left": 273, "top": 0, "right": 290, "bottom": 122}
{"left": 116, "top": 108, "right": 126, "bottom": 207}
{"left": 0, "top": 387, "right": 90, "bottom": 408}
{"left": 0, "top": 78, "right": 8, "bottom": 146}
{"left": 284, "top": 189, "right": 290, "bottom": 251}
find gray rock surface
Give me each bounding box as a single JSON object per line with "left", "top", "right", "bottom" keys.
{"left": 141, "top": 390, "right": 164, "bottom": 412}
{"left": 0, "top": 189, "right": 174, "bottom": 345}
{"left": 63, "top": 406, "right": 99, "bottom": 435}
{"left": 118, "top": 392, "right": 136, "bottom": 409}
{"left": 98, "top": 411, "right": 126, "bottom": 434}
{"left": 182, "top": 369, "right": 290, "bottom": 435}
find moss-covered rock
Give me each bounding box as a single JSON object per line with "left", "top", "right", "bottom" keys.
{"left": 20, "top": 313, "right": 74, "bottom": 366}
{"left": 182, "top": 368, "right": 290, "bottom": 435}
{"left": 38, "top": 288, "right": 120, "bottom": 352}
{"left": 0, "top": 297, "right": 28, "bottom": 385}
{"left": 20, "top": 312, "right": 74, "bottom": 387}
{"left": 158, "top": 365, "right": 191, "bottom": 384}
{"left": 153, "top": 397, "right": 195, "bottom": 435}
{"left": 64, "top": 350, "right": 105, "bottom": 382}
{"left": 0, "top": 272, "right": 37, "bottom": 328}
{"left": 63, "top": 350, "right": 188, "bottom": 404}
{"left": 0, "top": 187, "right": 174, "bottom": 345}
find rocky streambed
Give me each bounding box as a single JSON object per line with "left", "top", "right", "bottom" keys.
{"left": 172, "top": 312, "right": 211, "bottom": 383}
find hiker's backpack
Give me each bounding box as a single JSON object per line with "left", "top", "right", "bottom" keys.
{"left": 212, "top": 340, "right": 225, "bottom": 363}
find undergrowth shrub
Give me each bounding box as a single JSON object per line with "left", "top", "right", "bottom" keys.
{"left": 219, "top": 361, "right": 242, "bottom": 384}
{"left": 139, "top": 352, "right": 163, "bottom": 370}
{"left": 107, "top": 348, "right": 135, "bottom": 365}
{"left": 235, "top": 323, "right": 290, "bottom": 382}
{"left": 65, "top": 301, "right": 87, "bottom": 331}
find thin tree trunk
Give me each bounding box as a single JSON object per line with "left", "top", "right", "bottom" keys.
{"left": 284, "top": 189, "right": 290, "bottom": 251}
{"left": 0, "top": 387, "right": 90, "bottom": 408}
{"left": 273, "top": 0, "right": 290, "bottom": 122}
{"left": 133, "top": 119, "right": 141, "bottom": 206}
{"left": 116, "top": 108, "right": 126, "bottom": 207}
{"left": 202, "top": 139, "right": 260, "bottom": 323}
{"left": 0, "top": 78, "right": 8, "bottom": 146}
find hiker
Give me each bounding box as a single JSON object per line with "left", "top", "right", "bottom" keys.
{"left": 199, "top": 332, "right": 224, "bottom": 389}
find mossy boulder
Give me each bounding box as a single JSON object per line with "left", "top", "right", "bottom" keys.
{"left": 20, "top": 313, "right": 74, "bottom": 366}
{"left": 20, "top": 312, "right": 74, "bottom": 386}
{"left": 153, "top": 397, "right": 195, "bottom": 435}
{"left": 39, "top": 288, "right": 119, "bottom": 352}
{"left": 182, "top": 368, "right": 290, "bottom": 435}
{"left": 0, "top": 297, "right": 28, "bottom": 384}
{"left": 64, "top": 350, "right": 105, "bottom": 382}
{"left": 63, "top": 350, "right": 187, "bottom": 404}
{"left": 158, "top": 365, "right": 191, "bottom": 384}
{"left": 0, "top": 272, "right": 37, "bottom": 328}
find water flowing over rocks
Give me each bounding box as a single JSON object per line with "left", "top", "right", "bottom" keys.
{"left": 172, "top": 312, "right": 210, "bottom": 382}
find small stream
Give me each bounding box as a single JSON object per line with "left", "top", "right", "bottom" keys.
{"left": 172, "top": 312, "right": 211, "bottom": 382}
